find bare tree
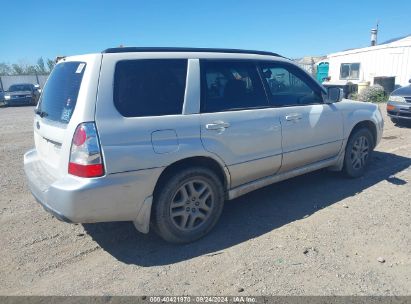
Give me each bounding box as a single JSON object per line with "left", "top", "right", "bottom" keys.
{"left": 47, "top": 59, "right": 55, "bottom": 73}
{"left": 26, "top": 65, "right": 38, "bottom": 75}
{"left": 0, "top": 63, "right": 12, "bottom": 76}
{"left": 11, "top": 64, "right": 24, "bottom": 75}
{"left": 0, "top": 58, "right": 55, "bottom": 75}
{"left": 37, "top": 57, "right": 47, "bottom": 74}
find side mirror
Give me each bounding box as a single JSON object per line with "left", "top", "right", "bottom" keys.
{"left": 326, "top": 87, "right": 343, "bottom": 103}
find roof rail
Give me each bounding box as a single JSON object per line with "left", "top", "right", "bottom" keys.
{"left": 102, "top": 47, "right": 281, "bottom": 57}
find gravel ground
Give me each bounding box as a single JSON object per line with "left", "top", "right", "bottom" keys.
{"left": 0, "top": 104, "right": 410, "bottom": 296}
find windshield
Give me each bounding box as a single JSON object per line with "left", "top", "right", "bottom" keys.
{"left": 37, "top": 61, "right": 86, "bottom": 124}
{"left": 9, "top": 84, "right": 33, "bottom": 92}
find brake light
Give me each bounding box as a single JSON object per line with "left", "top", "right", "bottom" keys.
{"left": 68, "top": 122, "right": 104, "bottom": 178}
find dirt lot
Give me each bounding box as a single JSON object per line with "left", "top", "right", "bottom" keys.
{"left": 0, "top": 105, "right": 410, "bottom": 296}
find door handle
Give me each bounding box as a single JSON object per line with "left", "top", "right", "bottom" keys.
{"left": 285, "top": 113, "right": 303, "bottom": 121}
{"left": 205, "top": 121, "right": 231, "bottom": 130}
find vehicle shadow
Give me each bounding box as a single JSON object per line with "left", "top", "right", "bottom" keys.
{"left": 83, "top": 151, "right": 411, "bottom": 266}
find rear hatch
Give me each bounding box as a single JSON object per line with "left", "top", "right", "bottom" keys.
{"left": 34, "top": 54, "right": 102, "bottom": 178}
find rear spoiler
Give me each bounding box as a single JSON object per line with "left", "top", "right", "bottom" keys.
{"left": 55, "top": 56, "right": 66, "bottom": 63}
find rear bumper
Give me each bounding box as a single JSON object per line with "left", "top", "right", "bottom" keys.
{"left": 387, "top": 101, "right": 411, "bottom": 120}
{"left": 24, "top": 149, "right": 162, "bottom": 225}
{"left": 31, "top": 191, "right": 73, "bottom": 223}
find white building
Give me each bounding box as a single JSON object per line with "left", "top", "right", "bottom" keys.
{"left": 325, "top": 35, "right": 411, "bottom": 87}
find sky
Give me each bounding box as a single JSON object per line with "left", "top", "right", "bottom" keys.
{"left": 1, "top": 0, "right": 411, "bottom": 64}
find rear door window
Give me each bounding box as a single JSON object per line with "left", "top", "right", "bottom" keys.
{"left": 38, "top": 61, "right": 86, "bottom": 124}
{"left": 113, "top": 59, "right": 188, "bottom": 117}
{"left": 201, "top": 60, "right": 268, "bottom": 113}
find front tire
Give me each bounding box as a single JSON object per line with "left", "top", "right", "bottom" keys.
{"left": 343, "top": 128, "right": 374, "bottom": 178}
{"left": 152, "top": 167, "right": 225, "bottom": 244}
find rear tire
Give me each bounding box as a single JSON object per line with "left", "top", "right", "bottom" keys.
{"left": 152, "top": 167, "right": 224, "bottom": 244}
{"left": 343, "top": 128, "right": 374, "bottom": 178}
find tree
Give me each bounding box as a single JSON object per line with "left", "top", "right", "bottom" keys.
{"left": 26, "top": 65, "right": 38, "bottom": 75}
{"left": 0, "top": 57, "right": 55, "bottom": 75}
{"left": 47, "top": 59, "right": 55, "bottom": 73}
{"left": 11, "top": 64, "right": 24, "bottom": 75}
{"left": 0, "top": 63, "right": 12, "bottom": 76}
{"left": 37, "top": 57, "right": 47, "bottom": 74}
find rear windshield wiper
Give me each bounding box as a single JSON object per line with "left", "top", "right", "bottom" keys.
{"left": 34, "top": 109, "right": 48, "bottom": 118}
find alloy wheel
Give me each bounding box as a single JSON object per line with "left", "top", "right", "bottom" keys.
{"left": 169, "top": 179, "right": 214, "bottom": 231}
{"left": 350, "top": 135, "right": 370, "bottom": 170}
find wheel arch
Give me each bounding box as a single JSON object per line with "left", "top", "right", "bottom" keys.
{"left": 329, "top": 119, "right": 378, "bottom": 172}
{"left": 153, "top": 156, "right": 230, "bottom": 203}
{"left": 348, "top": 120, "right": 377, "bottom": 149}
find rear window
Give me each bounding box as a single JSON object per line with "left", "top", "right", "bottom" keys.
{"left": 38, "top": 61, "right": 86, "bottom": 124}
{"left": 114, "top": 59, "right": 188, "bottom": 117}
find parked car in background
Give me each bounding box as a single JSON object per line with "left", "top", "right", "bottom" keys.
{"left": 34, "top": 84, "right": 42, "bottom": 95}
{"left": 3, "top": 83, "right": 40, "bottom": 106}
{"left": 0, "top": 89, "right": 4, "bottom": 104}
{"left": 387, "top": 79, "right": 411, "bottom": 123}
{"left": 24, "top": 48, "right": 384, "bottom": 244}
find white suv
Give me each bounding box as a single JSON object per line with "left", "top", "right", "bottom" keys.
{"left": 24, "top": 48, "right": 384, "bottom": 243}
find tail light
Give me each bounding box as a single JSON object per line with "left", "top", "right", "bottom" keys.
{"left": 68, "top": 122, "right": 104, "bottom": 178}
{"left": 386, "top": 104, "right": 395, "bottom": 111}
